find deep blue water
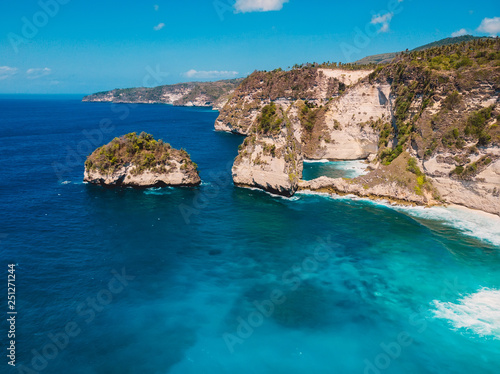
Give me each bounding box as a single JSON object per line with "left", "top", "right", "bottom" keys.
{"left": 1, "top": 96, "right": 499, "bottom": 374}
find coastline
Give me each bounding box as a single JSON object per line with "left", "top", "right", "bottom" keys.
{"left": 295, "top": 188, "right": 500, "bottom": 247}
{"left": 237, "top": 181, "right": 500, "bottom": 247}
{"left": 82, "top": 99, "right": 220, "bottom": 110}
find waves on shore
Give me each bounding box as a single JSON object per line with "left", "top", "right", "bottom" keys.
{"left": 295, "top": 190, "right": 500, "bottom": 247}
{"left": 395, "top": 205, "right": 500, "bottom": 247}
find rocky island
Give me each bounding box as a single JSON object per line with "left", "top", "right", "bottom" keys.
{"left": 216, "top": 38, "right": 500, "bottom": 215}
{"left": 84, "top": 132, "right": 201, "bottom": 187}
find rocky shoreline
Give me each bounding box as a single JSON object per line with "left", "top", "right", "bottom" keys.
{"left": 298, "top": 176, "right": 431, "bottom": 207}
{"left": 84, "top": 164, "right": 201, "bottom": 188}
{"left": 214, "top": 39, "right": 500, "bottom": 216}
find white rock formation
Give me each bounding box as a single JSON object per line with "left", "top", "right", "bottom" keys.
{"left": 232, "top": 135, "right": 303, "bottom": 196}
{"left": 317, "top": 83, "right": 392, "bottom": 160}
{"left": 423, "top": 148, "right": 500, "bottom": 215}
{"left": 298, "top": 176, "right": 429, "bottom": 205}
{"left": 84, "top": 160, "right": 200, "bottom": 187}
{"left": 317, "top": 69, "right": 372, "bottom": 86}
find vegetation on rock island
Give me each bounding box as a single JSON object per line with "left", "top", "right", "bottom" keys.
{"left": 85, "top": 132, "right": 198, "bottom": 176}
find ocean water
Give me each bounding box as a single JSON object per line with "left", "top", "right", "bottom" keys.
{"left": 1, "top": 96, "right": 499, "bottom": 374}
{"left": 302, "top": 160, "right": 368, "bottom": 180}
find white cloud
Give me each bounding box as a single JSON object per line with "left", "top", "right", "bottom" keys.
{"left": 477, "top": 17, "right": 500, "bottom": 36}
{"left": 234, "top": 0, "right": 289, "bottom": 13}
{"left": 26, "top": 67, "right": 51, "bottom": 79}
{"left": 371, "top": 12, "right": 393, "bottom": 33}
{"left": 451, "top": 28, "right": 468, "bottom": 37}
{"left": 0, "top": 66, "right": 18, "bottom": 80}
{"left": 379, "top": 23, "right": 390, "bottom": 33}
{"left": 184, "top": 69, "right": 239, "bottom": 79}
{"left": 154, "top": 4, "right": 159, "bottom": 11}
{"left": 153, "top": 22, "right": 165, "bottom": 31}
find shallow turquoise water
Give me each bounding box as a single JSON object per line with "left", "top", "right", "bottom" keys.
{"left": 302, "top": 160, "right": 368, "bottom": 180}
{"left": 0, "top": 97, "right": 499, "bottom": 373}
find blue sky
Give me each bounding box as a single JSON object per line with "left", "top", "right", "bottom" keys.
{"left": 0, "top": 0, "right": 499, "bottom": 94}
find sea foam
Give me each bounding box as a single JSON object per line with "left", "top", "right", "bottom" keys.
{"left": 303, "top": 159, "right": 331, "bottom": 163}
{"left": 432, "top": 288, "right": 500, "bottom": 339}
{"left": 395, "top": 205, "right": 500, "bottom": 247}
{"left": 143, "top": 187, "right": 174, "bottom": 195}
{"left": 303, "top": 159, "right": 369, "bottom": 177}
{"left": 296, "top": 190, "right": 500, "bottom": 247}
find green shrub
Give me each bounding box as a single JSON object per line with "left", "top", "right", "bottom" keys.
{"left": 454, "top": 57, "right": 473, "bottom": 69}
{"left": 478, "top": 131, "right": 492, "bottom": 146}
{"left": 380, "top": 146, "right": 403, "bottom": 165}
{"left": 407, "top": 157, "right": 423, "bottom": 176}
{"left": 451, "top": 165, "right": 464, "bottom": 175}
{"left": 257, "top": 103, "right": 282, "bottom": 134}
{"left": 300, "top": 101, "right": 319, "bottom": 133}
{"left": 465, "top": 106, "right": 493, "bottom": 145}
{"left": 443, "top": 91, "right": 461, "bottom": 110}
{"left": 85, "top": 132, "right": 195, "bottom": 175}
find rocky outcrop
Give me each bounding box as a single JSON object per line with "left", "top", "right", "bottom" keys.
{"left": 84, "top": 164, "right": 200, "bottom": 187}
{"left": 82, "top": 78, "right": 244, "bottom": 110}
{"left": 299, "top": 152, "right": 438, "bottom": 206}
{"left": 232, "top": 103, "right": 303, "bottom": 196}
{"left": 217, "top": 67, "right": 390, "bottom": 196}
{"left": 299, "top": 147, "right": 500, "bottom": 216}
{"left": 84, "top": 132, "right": 200, "bottom": 187}
{"left": 232, "top": 134, "right": 303, "bottom": 196}
{"left": 211, "top": 67, "right": 383, "bottom": 196}
{"left": 298, "top": 177, "right": 428, "bottom": 205}
{"left": 422, "top": 147, "right": 500, "bottom": 215}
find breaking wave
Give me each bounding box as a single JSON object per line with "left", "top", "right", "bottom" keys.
{"left": 432, "top": 288, "right": 500, "bottom": 339}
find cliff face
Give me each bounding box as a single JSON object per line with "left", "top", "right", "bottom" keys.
{"left": 82, "top": 78, "right": 244, "bottom": 110}
{"left": 374, "top": 39, "right": 500, "bottom": 214}
{"left": 217, "top": 39, "right": 500, "bottom": 215}
{"left": 84, "top": 132, "right": 200, "bottom": 187}
{"left": 231, "top": 103, "right": 303, "bottom": 196}
{"left": 215, "top": 68, "right": 373, "bottom": 134}
{"left": 84, "top": 163, "right": 200, "bottom": 187}
{"left": 216, "top": 67, "right": 377, "bottom": 196}
{"left": 307, "top": 82, "right": 391, "bottom": 160}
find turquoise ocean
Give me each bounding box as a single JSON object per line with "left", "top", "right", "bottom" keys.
{"left": 0, "top": 96, "right": 499, "bottom": 373}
